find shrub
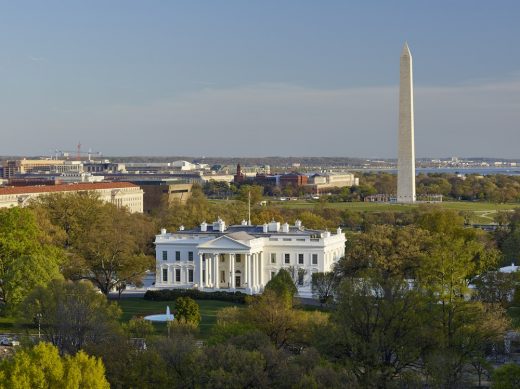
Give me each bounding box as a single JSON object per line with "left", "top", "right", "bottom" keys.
{"left": 144, "top": 289, "right": 247, "bottom": 304}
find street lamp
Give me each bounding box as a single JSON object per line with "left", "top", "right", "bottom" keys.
{"left": 35, "top": 313, "right": 43, "bottom": 339}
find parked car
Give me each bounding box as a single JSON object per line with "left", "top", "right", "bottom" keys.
{"left": 0, "top": 337, "right": 20, "bottom": 347}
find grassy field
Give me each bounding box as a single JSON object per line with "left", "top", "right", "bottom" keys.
{"left": 268, "top": 200, "right": 518, "bottom": 212}
{"left": 212, "top": 199, "right": 519, "bottom": 224}
{"left": 115, "top": 298, "right": 242, "bottom": 338}
{"left": 0, "top": 298, "right": 242, "bottom": 338}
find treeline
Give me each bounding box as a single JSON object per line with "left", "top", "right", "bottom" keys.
{"left": 203, "top": 172, "right": 520, "bottom": 202}
{"left": 325, "top": 172, "right": 520, "bottom": 202}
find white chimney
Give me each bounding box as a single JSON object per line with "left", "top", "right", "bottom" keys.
{"left": 282, "top": 222, "right": 289, "bottom": 233}
{"left": 263, "top": 223, "right": 268, "bottom": 233}
{"left": 268, "top": 221, "right": 280, "bottom": 232}
{"left": 213, "top": 218, "right": 226, "bottom": 232}
{"left": 160, "top": 228, "right": 167, "bottom": 235}
{"left": 241, "top": 220, "right": 248, "bottom": 226}
{"left": 337, "top": 227, "right": 342, "bottom": 235}
{"left": 200, "top": 221, "right": 207, "bottom": 232}
{"left": 179, "top": 225, "right": 185, "bottom": 231}
{"left": 295, "top": 220, "right": 302, "bottom": 229}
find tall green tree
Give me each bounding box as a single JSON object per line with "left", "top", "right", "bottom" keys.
{"left": 236, "top": 185, "right": 264, "bottom": 206}
{"left": 311, "top": 271, "right": 340, "bottom": 305}
{"left": 264, "top": 268, "right": 298, "bottom": 304}
{"left": 0, "top": 207, "right": 63, "bottom": 314}
{"left": 23, "top": 279, "right": 122, "bottom": 354}
{"left": 33, "top": 193, "right": 155, "bottom": 295}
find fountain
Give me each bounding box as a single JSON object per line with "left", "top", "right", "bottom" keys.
{"left": 144, "top": 305, "right": 175, "bottom": 322}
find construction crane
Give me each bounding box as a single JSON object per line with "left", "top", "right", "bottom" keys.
{"left": 54, "top": 143, "right": 102, "bottom": 162}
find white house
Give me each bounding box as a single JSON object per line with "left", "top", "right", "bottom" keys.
{"left": 154, "top": 219, "right": 346, "bottom": 296}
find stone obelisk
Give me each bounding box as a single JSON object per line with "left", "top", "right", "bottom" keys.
{"left": 397, "top": 42, "right": 416, "bottom": 203}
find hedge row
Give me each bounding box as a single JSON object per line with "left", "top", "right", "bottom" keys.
{"left": 143, "top": 289, "right": 248, "bottom": 304}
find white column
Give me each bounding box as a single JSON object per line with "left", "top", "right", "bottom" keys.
{"left": 244, "top": 252, "right": 249, "bottom": 289}
{"left": 214, "top": 253, "right": 220, "bottom": 289}
{"left": 252, "top": 253, "right": 258, "bottom": 291}
{"left": 259, "top": 252, "right": 263, "bottom": 288}
{"left": 198, "top": 254, "right": 203, "bottom": 289}
{"left": 206, "top": 254, "right": 212, "bottom": 288}
{"left": 257, "top": 253, "right": 261, "bottom": 289}
{"left": 245, "top": 254, "right": 251, "bottom": 292}
{"left": 230, "top": 254, "right": 235, "bottom": 290}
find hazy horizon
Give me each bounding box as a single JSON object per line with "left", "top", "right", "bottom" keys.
{"left": 1, "top": 1, "right": 519, "bottom": 158}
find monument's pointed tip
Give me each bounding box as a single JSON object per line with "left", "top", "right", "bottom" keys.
{"left": 402, "top": 42, "right": 411, "bottom": 56}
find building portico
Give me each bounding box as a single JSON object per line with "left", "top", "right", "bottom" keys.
{"left": 196, "top": 251, "right": 264, "bottom": 294}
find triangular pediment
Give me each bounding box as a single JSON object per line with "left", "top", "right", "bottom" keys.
{"left": 198, "top": 235, "right": 251, "bottom": 250}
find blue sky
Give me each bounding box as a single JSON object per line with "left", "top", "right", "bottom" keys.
{"left": 1, "top": 1, "right": 519, "bottom": 158}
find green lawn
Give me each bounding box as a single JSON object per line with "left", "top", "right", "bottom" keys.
{"left": 212, "top": 198, "right": 518, "bottom": 213}
{"left": 115, "top": 298, "right": 242, "bottom": 338}
{"left": 269, "top": 200, "right": 518, "bottom": 212}
{"left": 0, "top": 298, "right": 242, "bottom": 338}
{"left": 211, "top": 199, "right": 519, "bottom": 224}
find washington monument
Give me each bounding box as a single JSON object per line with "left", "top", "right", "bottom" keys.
{"left": 397, "top": 42, "right": 416, "bottom": 203}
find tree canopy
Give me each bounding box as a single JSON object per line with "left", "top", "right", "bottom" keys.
{"left": 0, "top": 207, "right": 63, "bottom": 314}
{"left": 23, "top": 279, "right": 122, "bottom": 354}
{"left": 32, "top": 193, "right": 156, "bottom": 295}
{"left": 0, "top": 342, "right": 109, "bottom": 389}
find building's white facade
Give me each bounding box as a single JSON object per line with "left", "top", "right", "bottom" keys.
{"left": 309, "top": 173, "right": 359, "bottom": 190}
{"left": 0, "top": 182, "right": 144, "bottom": 213}
{"left": 154, "top": 219, "right": 346, "bottom": 296}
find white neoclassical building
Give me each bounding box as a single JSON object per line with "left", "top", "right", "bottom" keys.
{"left": 0, "top": 182, "right": 144, "bottom": 213}
{"left": 154, "top": 219, "right": 346, "bottom": 296}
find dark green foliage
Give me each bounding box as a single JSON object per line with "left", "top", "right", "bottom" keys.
{"left": 174, "top": 297, "right": 201, "bottom": 325}
{"left": 144, "top": 289, "right": 247, "bottom": 303}
{"left": 492, "top": 364, "right": 520, "bottom": 388}
{"left": 264, "top": 268, "right": 298, "bottom": 302}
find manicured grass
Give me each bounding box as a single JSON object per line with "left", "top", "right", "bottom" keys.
{"left": 211, "top": 198, "right": 518, "bottom": 213}
{"left": 269, "top": 200, "right": 519, "bottom": 213}
{"left": 211, "top": 199, "right": 519, "bottom": 225}
{"left": 115, "top": 298, "right": 242, "bottom": 338}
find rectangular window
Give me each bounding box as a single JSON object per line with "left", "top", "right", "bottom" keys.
{"left": 188, "top": 269, "right": 194, "bottom": 283}
{"left": 270, "top": 253, "right": 276, "bottom": 264}
{"left": 312, "top": 254, "right": 318, "bottom": 265}
{"left": 298, "top": 254, "right": 304, "bottom": 264}
{"left": 221, "top": 270, "right": 225, "bottom": 283}
{"left": 236, "top": 254, "right": 241, "bottom": 263}
{"left": 220, "top": 254, "right": 225, "bottom": 263}
{"left": 175, "top": 251, "right": 181, "bottom": 261}
{"left": 162, "top": 251, "right": 168, "bottom": 261}
{"left": 203, "top": 269, "right": 206, "bottom": 283}
{"left": 188, "top": 251, "right": 194, "bottom": 261}
{"left": 284, "top": 254, "right": 290, "bottom": 264}
{"left": 271, "top": 271, "right": 276, "bottom": 280}
{"left": 162, "top": 268, "right": 168, "bottom": 282}
{"left": 175, "top": 269, "right": 181, "bottom": 282}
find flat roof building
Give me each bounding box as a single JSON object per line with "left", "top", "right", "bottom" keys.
{"left": 0, "top": 182, "right": 143, "bottom": 213}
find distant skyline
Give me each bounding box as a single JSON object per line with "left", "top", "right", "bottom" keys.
{"left": 1, "top": 1, "right": 519, "bottom": 158}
